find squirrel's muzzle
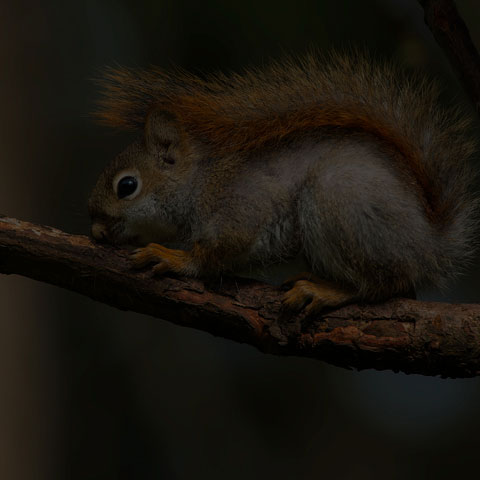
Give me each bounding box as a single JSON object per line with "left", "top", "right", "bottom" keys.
{"left": 91, "top": 222, "right": 109, "bottom": 243}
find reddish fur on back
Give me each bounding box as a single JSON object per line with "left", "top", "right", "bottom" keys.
{"left": 166, "top": 95, "right": 438, "bottom": 218}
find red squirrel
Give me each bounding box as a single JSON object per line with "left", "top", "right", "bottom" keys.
{"left": 88, "top": 52, "right": 478, "bottom": 312}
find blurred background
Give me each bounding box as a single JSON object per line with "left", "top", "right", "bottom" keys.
{"left": 1, "top": 0, "right": 480, "bottom": 478}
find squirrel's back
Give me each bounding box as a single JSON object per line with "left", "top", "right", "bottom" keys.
{"left": 95, "top": 51, "right": 479, "bottom": 290}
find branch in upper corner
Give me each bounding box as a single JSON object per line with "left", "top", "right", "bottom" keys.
{"left": 419, "top": 0, "right": 480, "bottom": 112}
{"left": 1, "top": 215, "right": 480, "bottom": 378}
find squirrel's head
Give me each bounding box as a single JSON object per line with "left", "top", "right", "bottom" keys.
{"left": 88, "top": 109, "right": 199, "bottom": 246}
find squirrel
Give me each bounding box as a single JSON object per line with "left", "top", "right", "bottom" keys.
{"left": 88, "top": 51, "right": 478, "bottom": 313}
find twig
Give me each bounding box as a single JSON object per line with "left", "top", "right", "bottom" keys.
{"left": 419, "top": 0, "right": 480, "bottom": 112}
{"left": 1, "top": 216, "right": 480, "bottom": 378}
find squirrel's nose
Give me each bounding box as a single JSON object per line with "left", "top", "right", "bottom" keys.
{"left": 91, "top": 222, "right": 108, "bottom": 242}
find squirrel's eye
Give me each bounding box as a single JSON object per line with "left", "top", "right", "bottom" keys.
{"left": 117, "top": 176, "right": 138, "bottom": 199}
{"left": 112, "top": 170, "right": 142, "bottom": 200}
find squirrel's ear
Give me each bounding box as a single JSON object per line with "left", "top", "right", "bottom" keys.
{"left": 144, "top": 109, "right": 183, "bottom": 153}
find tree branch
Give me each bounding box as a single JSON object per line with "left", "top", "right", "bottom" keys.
{"left": 419, "top": 0, "right": 480, "bottom": 112}
{"left": 2, "top": 215, "right": 480, "bottom": 378}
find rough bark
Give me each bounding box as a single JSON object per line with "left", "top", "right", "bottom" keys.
{"left": 419, "top": 0, "right": 480, "bottom": 112}
{"left": 2, "top": 215, "right": 480, "bottom": 378}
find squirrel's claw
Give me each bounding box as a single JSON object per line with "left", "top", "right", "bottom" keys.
{"left": 131, "top": 247, "right": 157, "bottom": 268}
{"left": 130, "top": 243, "right": 197, "bottom": 276}
{"left": 152, "top": 261, "right": 171, "bottom": 276}
{"left": 282, "top": 279, "right": 355, "bottom": 314}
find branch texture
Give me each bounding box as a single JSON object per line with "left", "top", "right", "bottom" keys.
{"left": 1, "top": 216, "right": 480, "bottom": 378}
{"left": 420, "top": 0, "right": 480, "bottom": 112}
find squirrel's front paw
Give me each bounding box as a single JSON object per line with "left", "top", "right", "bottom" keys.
{"left": 131, "top": 243, "right": 197, "bottom": 276}
{"left": 282, "top": 279, "right": 355, "bottom": 314}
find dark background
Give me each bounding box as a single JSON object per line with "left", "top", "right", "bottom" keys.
{"left": 2, "top": 1, "right": 480, "bottom": 479}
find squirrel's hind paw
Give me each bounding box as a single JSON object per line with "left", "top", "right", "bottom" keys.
{"left": 131, "top": 243, "right": 197, "bottom": 276}
{"left": 282, "top": 279, "right": 356, "bottom": 314}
